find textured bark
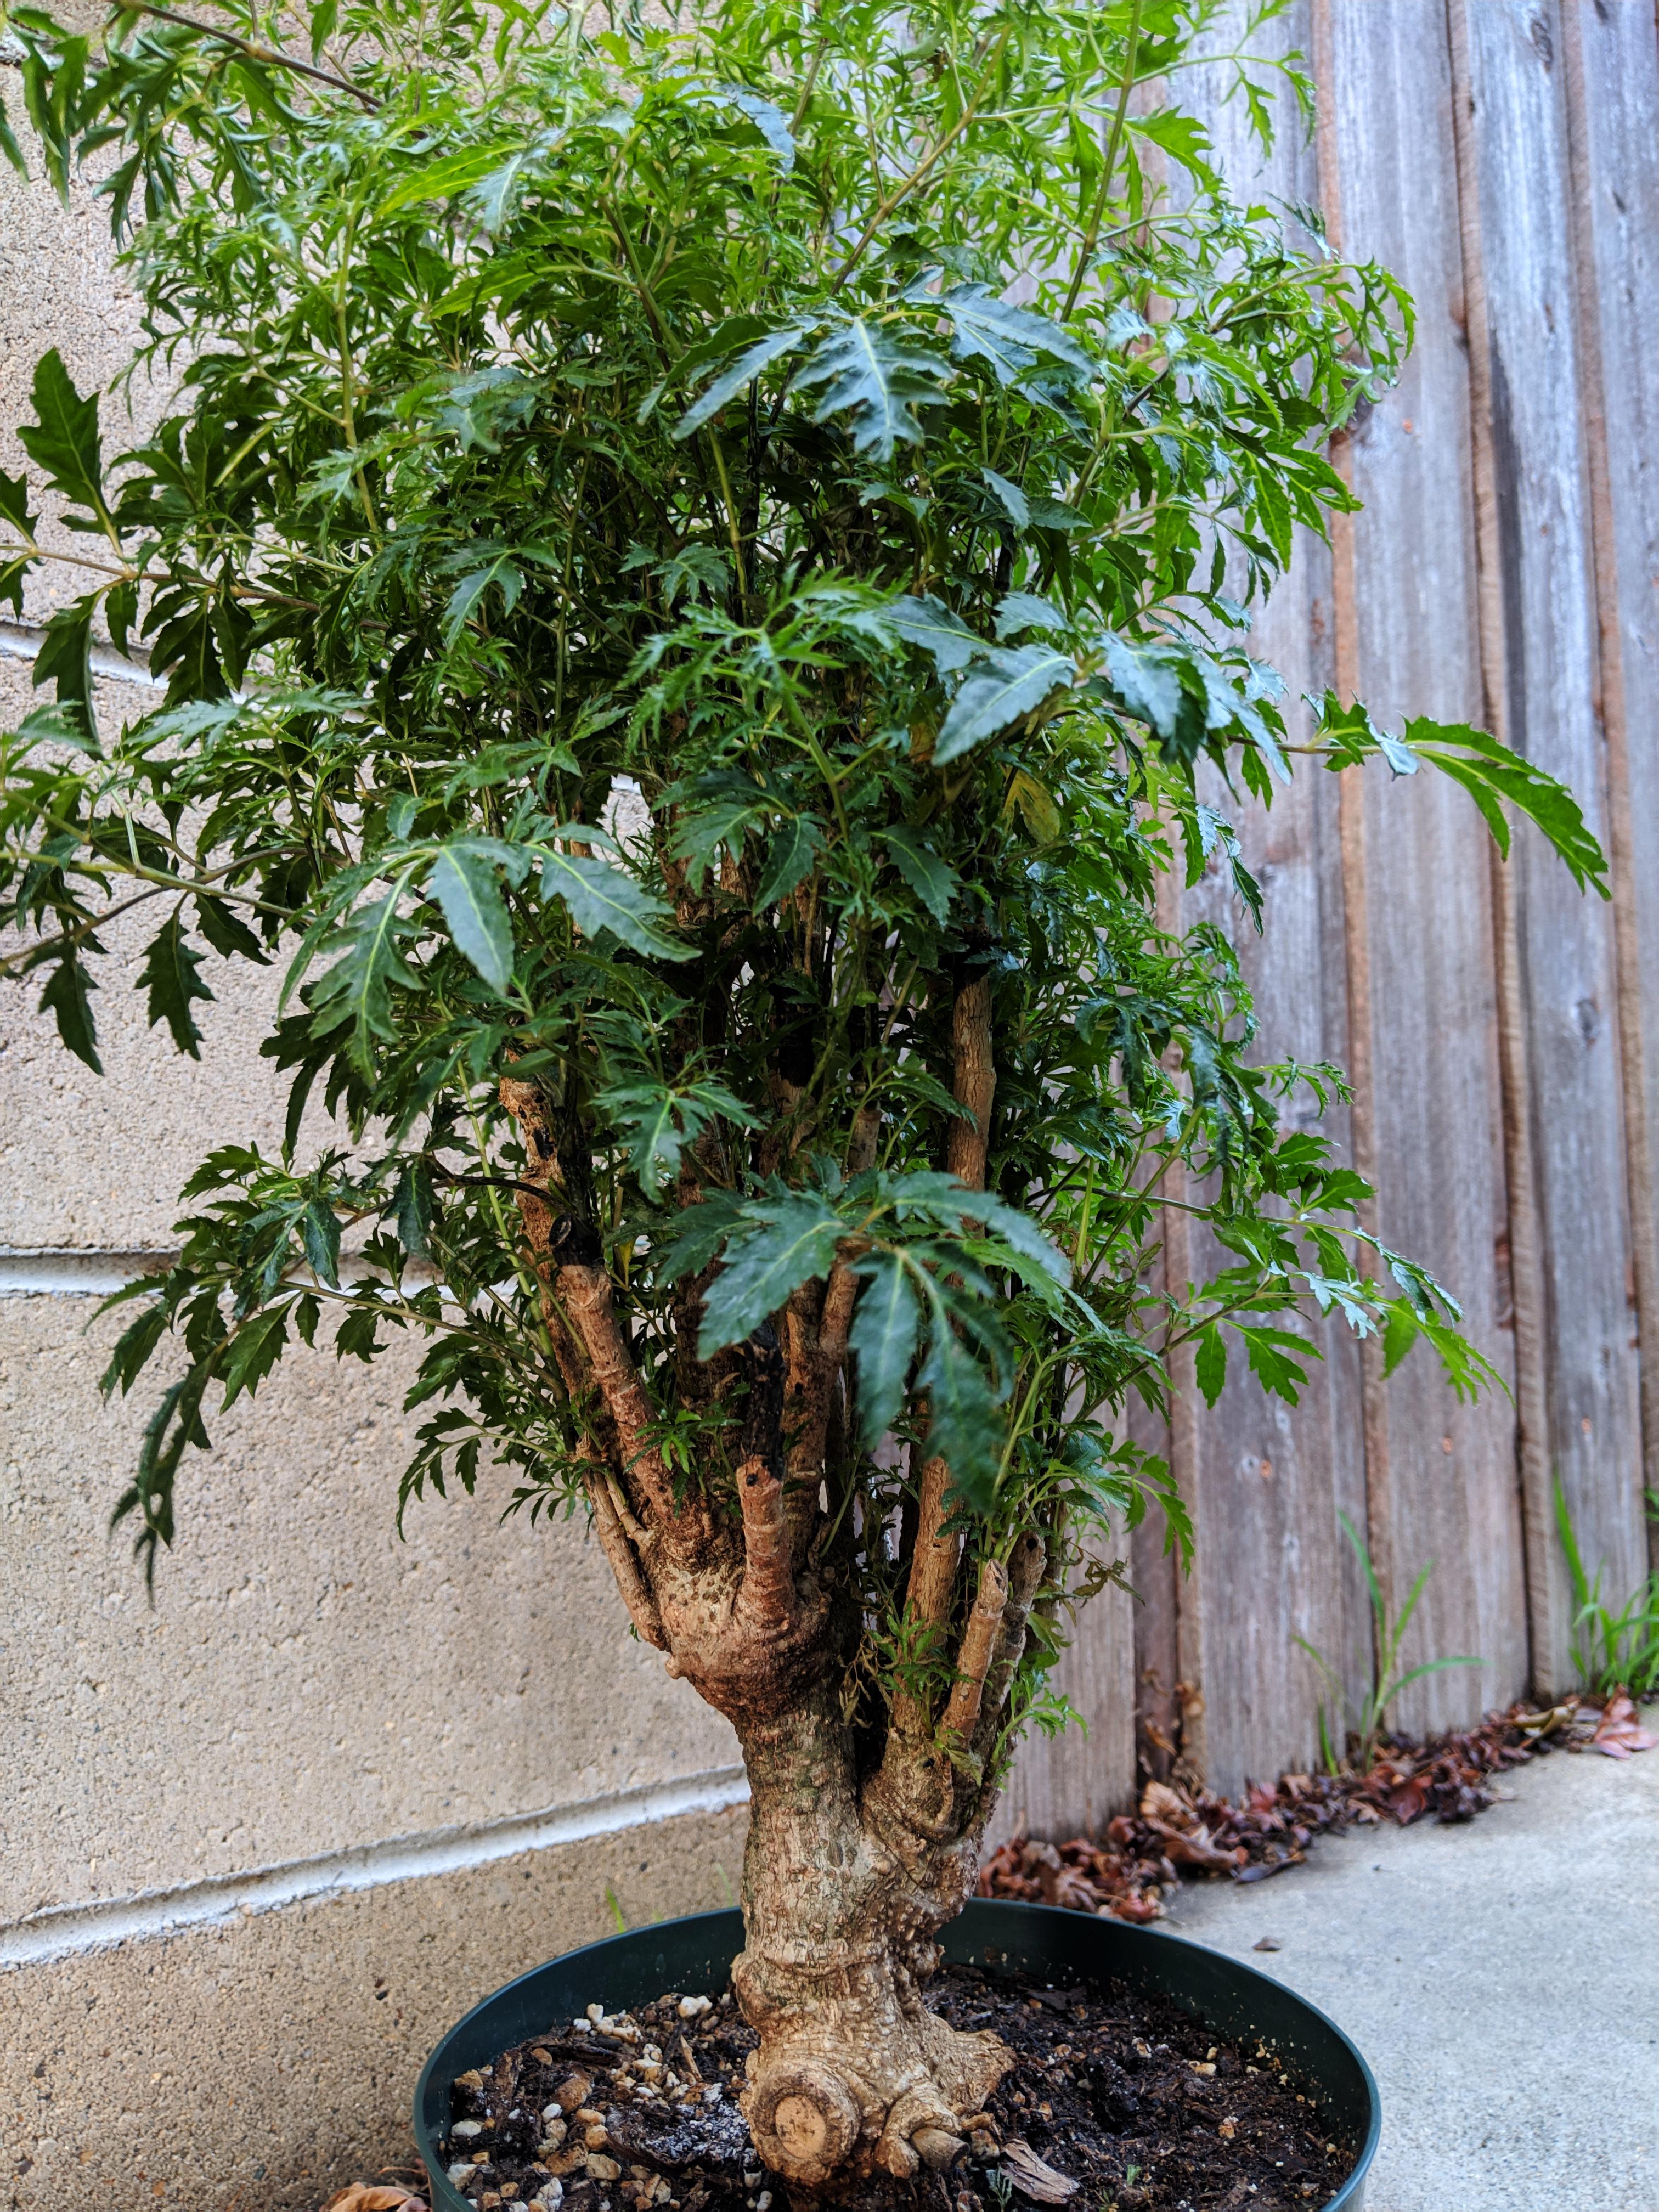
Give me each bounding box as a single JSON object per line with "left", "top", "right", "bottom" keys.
{"left": 733, "top": 1692, "right": 1010, "bottom": 2188}
{"left": 493, "top": 973, "right": 1029, "bottom": 2190}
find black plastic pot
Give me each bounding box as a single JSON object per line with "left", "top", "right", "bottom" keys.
{"left": 415, "top": 1901, "right": 1379, "bottom": 2212}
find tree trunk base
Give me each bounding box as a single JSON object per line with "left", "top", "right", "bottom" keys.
{"left": 735, "top": 1950, "right": 1010, "bottom": 2189}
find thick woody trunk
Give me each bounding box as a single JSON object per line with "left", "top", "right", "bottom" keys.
{"left": 732, "top": 1690, "right": 1010, "bottom": 2190}
{"left": 495, "top": 968, "right": 1026, "bottom": 2193}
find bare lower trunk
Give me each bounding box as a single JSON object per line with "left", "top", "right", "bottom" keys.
{"left": 732, "top": 1690, "right": 1010, "bottom": 2190}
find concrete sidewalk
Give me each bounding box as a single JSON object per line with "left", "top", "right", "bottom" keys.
{"left": 1161, "top": 1742, "right": 1659, "bottom": 2211}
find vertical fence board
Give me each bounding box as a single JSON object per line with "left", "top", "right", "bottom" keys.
{"left": 1466, "top": 2, "right": 1646, "bottom": 1676}
{"left": 1165, "top": 5, "right": 1370, "bottom": 1801}
{"left": 1326, "top": 1, "right": 1528, "bottom": 1725}
{"left": 1565, "top": 0, "right": 1659, "bottom": 1571}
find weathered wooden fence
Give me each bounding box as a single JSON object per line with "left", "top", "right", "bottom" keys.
{"left": 1003, "top": 0, "right": 1659, "bottom": 1827}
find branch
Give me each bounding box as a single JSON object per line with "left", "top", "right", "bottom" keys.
{"left": 589, "top": 1459, "right": 668, "bottom": 1649}
{"left": 115, "top": 2, "right": 380, "bottom": 108}
{"left": 887, "top": 1451, "right": 961, "bottom": 1742}
{"left": 939, "top": 1555, "right": 1008, "bottom": 1745}
{"left": 971, "top": 1530, "right": 1046, "bottom": 1767}
{"left": 946, "top": 968, "right": 995, "bottom": 1192}
{"left": 733, "top": 1452, "right": 797, "bottom": 1643}
{"left": 497, "top": 1074, "right": 685, "bottom": 1541}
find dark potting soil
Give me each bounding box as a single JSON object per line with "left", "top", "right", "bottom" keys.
{"left": 439, "top": 1966, "right": 1357, "bottom": 2212}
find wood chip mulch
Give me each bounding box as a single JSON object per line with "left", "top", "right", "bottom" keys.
{"left": 978, "top": 1693, "right": 1657, "bottom": 1923}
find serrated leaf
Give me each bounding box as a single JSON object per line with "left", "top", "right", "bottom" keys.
{"left": 697, "top": 1192, "right": 844, "bottom": 1356}
{"left": 710, "top": 83, "right": 795, "bottom": 170}
{"left": 650, "top": 1187, "right": 748, "bottom": 1286}
{"left": 981, "top": 467, "right": 1029, "bottom": 528}
{"left": 31, "top": 595, "right": 97, "bottom": 747}
{"left": 753, "top": 815, "right": 823, "bottom": 909}
{"left": 138, "top": 910, "right": 212, "bottom": 1058}
{"left": 601, "top": 1076, "right": 758, "bottom": 1195}
{"left": 943, "top": 283, "right": 1097, "bottom": 386}
{"left": 849, "top": 1253, "right": 920, "bottom": 1445}
{"left": 220, "top": 1306, "right": 290, "bottom": 1407}
{"left": 675, "top": 319, "right": 816, "bottom": 441}
{"left": 1406, "top": 718, "right": 1609, "bottom": 896}
{"left": 393, "top": 1160, "right": 437, "bottom": 1257}
{"left": 430, "top": 842, "right": 515, "bottom": 993}
{"left": 995, "top": 591, "right": 1066, "bottom": 640}
{"left": 793, "top": 318, "right": 951, "bottom": 459}
{"left": 539, "top": 847, "right": 689, "bottom": 960}
{"left": 308, "top": 879, "right": 426, "bottom": 1074}
{"left": 0, "top": 464, "right": 38, "bottom": 540}
{"left": 883, "top": 825, "right": 956, "bottom": 923}
{"left": 39, "top": 953, "right": 101, "bottom": 1073}
{"left": 1195, "top": 1322, "right": 1226, "bottom": 1408}
{"left": 934, "top": 644, "right": 1074, "bottom": 764}
{"left": 1238, "top": 1323, "right": 1319, "bottom": 1404}
{"left": 100, "top": 1301, "right": 170, "bottom": 1399}
{"left": 194, "top": 893, "right": 268, "bottom": 965}
{"left": 1099, "top": 632, "right": 1185, "bottom": 740}
{"left": 885, "top": 592, "right": 988, "bottom": 675}
{"left": 18, "top": 350, "right": 105, "bottom": 518}
{"left": 919, "top": 1323, "right": 1001, "bottom": 1515}
{"left": 381, "top": 142, "right": 521, "bottom": 215}
{"left": 301, "top": 1195, "right": 342, "bottom": 1286}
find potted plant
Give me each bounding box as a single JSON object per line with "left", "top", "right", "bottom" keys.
{"left": 0, "top": 0, "right": 1602, "bottom": 2201}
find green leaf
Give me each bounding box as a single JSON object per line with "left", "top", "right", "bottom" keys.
{"left": 1406, "top": 719, "right": 1610, "bottom": 896}
{"left": 934, "top": 644, "right": 1075, "bottom": 764}
{"left": 1131, "top": 108, "right": 1221, "bottom": 192}
{"left": 430, "top": 841, "right": 515, "bottom": 993}
{"left": 31, "top": 595, "right": 97, "bottom": 747}
{"left": 301, "top": 1196, "right": 342, "bottom": 1286}
{"left": 674, "top": 319, "right": 815, "bottom": 441}
{"left": 601, "top": 1076, "right": 757, "bottom": 1195}
{"left": 194, "top": 894, "right": 269, "bottom": 965}
{"left": 981, "top": 467, "right": 1029, "bottom": 528}
{"left": 221, "top": 1306, "right": 290, "bottom": 1407}
{"left": 39, "top": 953, "right": 101, "bottom": 1073}
{"left": 753, "top": 815, "right": 823, "bottom": 909}
{"left": 539, "top": 847, "right": 689, "bottom": 960}
{"left": 943, "top": 283, "right": 1097, "bottom": 387}
{"left": 0, "top": 88, "right": 26, "bottom": 180}
{"left": 919, "top": 1321, "right": 1002, "bottom": 1515}
{"left": 884, "top": 592, "right": 988, "bottom": 675}
{"left": 307, "top": 879, "right": 426, "bottom": 1074}
{"left": 100, "top": 1300, "right": 171, "bottom": 1398}
{"left": 882, "top": 825, "right": 956, "bottom": 923}
{"left": 18, "top": 349, "right": 105, "bottom": 518}
{"left": 138, "top": 910, "right": 212, "bottom": 1058}
{"left": 994, "top": 591, "right": 1066, "bottom": 640}
{"left": 380, "top": 142, "right": 521, "bottom": 215}
{"left": 793, "top": 318, "right": 952, "bottom": 459}
{"left": 709, "top": 83, "right": 795, "bottom": 170}
{"left": 1238, "top": 1324, "right": 1319, "bottom": 1404}
{"left": 392, "top": 1160, "right": 437, "bottom": 1257}
{"left": 1195, "top": 1322, "right": 1227, "bottom": 1408}
{"left": 0, "top": 464, "right": 38, "bottom": 539}
{"left": 849, "top": 1253, "right": 920, "bottom": 1446}
{"left": 697, "top": 1192, "right": 844, "bottom": 1356}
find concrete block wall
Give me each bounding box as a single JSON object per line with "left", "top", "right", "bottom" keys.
{"left": 0, "top": 142, "right": 747, "bottom": 2212}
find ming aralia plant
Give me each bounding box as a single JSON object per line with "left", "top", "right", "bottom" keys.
{"left": 0, "top": 0, "right": 1605, "bottom": 2190}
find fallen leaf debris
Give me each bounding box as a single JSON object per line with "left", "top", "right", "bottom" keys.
{"left": 979, "top": 1694, "right": 1655, "bottom": 1922}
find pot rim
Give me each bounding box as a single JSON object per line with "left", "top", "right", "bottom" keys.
{"left": 414, "top": 1900, "right": 1380, "bottom": 2212}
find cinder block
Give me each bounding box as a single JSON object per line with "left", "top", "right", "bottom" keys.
{"left": 0, "top": 1294, "right": 738, "bottom": 1922}
{"left": 0, "top": 1800, "right": 750, "bottom": 2212}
